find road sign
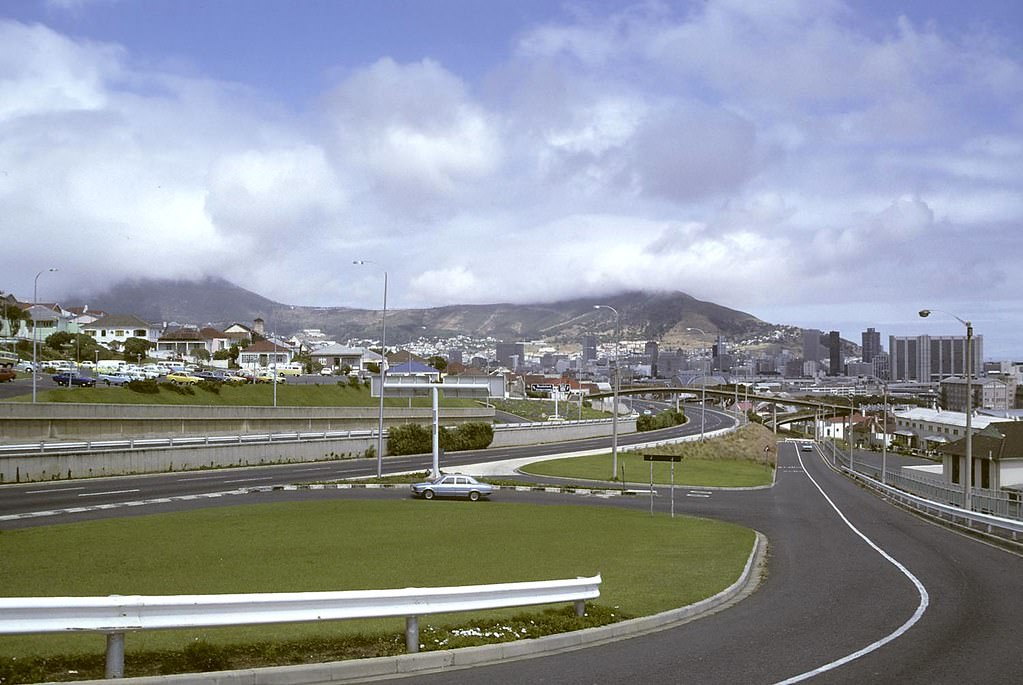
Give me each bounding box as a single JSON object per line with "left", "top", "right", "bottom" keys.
{"left": 643, "top": 454, "right": 683, "bottom": 462}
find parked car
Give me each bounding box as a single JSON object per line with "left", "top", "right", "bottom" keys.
{"left": 98, "top": 373, "right": 132, "bottom": 386}
{"left": 52, "top": 372, "right": 96, "bottom": 387}
{"left": 166, "top": 371, "right": 201, "bottom": 385}
{"left": 194, "top": 370, "right": 226, "bottom": 382}
{"left": 410, "top": 474, "right": 493, "bottom": 501}
{"left": 319, "top": 367, "right": 335, "bottom": 376}
{"left": 255, "top": 371, "right": 286, "bottom": 383}
{"left": 15, "top": 361, "right": 33, "bottom": 373}
{"left": 0, "top": 368, "right": 16, "bottom": 382}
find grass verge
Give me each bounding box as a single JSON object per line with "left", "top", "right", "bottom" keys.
{"left": 520, "top": 424, "right": 778, "bottom": 486}
{"left": 0, "top": 500, "right": 753, "bottom": 682}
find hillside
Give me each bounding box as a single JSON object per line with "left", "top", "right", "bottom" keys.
{"left": 69, "top": 278, "right": 796, "bottom": 347}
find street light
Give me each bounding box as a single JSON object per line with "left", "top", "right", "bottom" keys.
{"left": 594, "top": 305, "right": 620, "bottom": 480}
{"left": 32, "top": 268, "right": 58, "bottom": 403}
{"left": 919, "top": 308, "right": 974, "bottom": 510}
{"left": 686, "top": 328, "right": 709, "bottom": 441}
{"left": 355, "top": 260, "right": 387, "bottom": 478}
{"left": 881, "top": 382, "right": 889, "bottom": 485}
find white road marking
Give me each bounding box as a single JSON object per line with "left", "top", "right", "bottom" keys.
{"left": 223, "top": 477, "right": 274, "bottom": 484}
{"left": 773, "top": 453, "right": 930, "bottom": 684}
{"left": 25, "top": 487, "right": 86, "bottom": 494}
{"left": 78, "top": 489, "right": 140, "bottom": 497}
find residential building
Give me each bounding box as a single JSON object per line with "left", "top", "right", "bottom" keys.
{"left": 891, "top": 407, "right": 999, "bottom": 452}
{"left": 82, "top": 314, "right": 159, "bottom": 348}
{"left": 938, "top": 421, "right": 1023, "bottom": 490}
{"left": 310, "top": 344, "right": 379, "bottom": 373}
{"left": 238, "top": 339, "right": 293, "bottom": 369}
{"left": 889, "top": 334, "right": 984, "bottom": 382}
{"left": 940, "top": 376, "right": 1015, "bottom": 412}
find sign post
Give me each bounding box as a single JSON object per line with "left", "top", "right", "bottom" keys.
{"left": 643, "top": 454, "right": 683, "bottom": 518}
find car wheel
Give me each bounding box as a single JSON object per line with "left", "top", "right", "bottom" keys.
{"left": 423, "top": 489, "right": 434, "bottom": 500}
{"left": 468, "top": 491, "right": 480, "bottom": 502}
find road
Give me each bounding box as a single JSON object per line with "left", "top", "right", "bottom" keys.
{"left": 4, "top": 410, "right": 1018, "bottom": 683}
{"left": 0, "top": 406, "right": 736, "bottom": 521}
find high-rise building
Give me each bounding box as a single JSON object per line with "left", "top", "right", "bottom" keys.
{"left": 861, "top": 328, "right": 881, "bottom": 363}
{"left": 827, "top": 331, "right": 842, "bottom": 376}
{"left": 582, "top": 334, "right": 597, "bottom": 363}
{"left": 889, "top": 334, "right": 984, "bottom": 382}
{"left": 802, "top": 328, "right": 825, "bottom": 362}
{"left": 496, "top": 342, "right": 525, "bottom": 370}
{"left": 645, "top": 341, "right": 659, "bottom": 377}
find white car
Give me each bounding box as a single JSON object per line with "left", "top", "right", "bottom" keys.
{"left": 15, "top": 361, "right": 33, "bottom": 373}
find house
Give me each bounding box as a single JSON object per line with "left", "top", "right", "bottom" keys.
{"left": 238, "top": 339, "right": 294, "bottom": 369}
{"left": 23, "top": 303, "right": 79, "bottom": 341}
{"left": 938, "top": 420, "right": 1023, "bottom": 490}
{"left": 82, "top": 314, "right": 159, "bottom": 348}
{"left": 222, "top": 323, "right": 255, "bottom": 347}
{"left": 891, "top": 407, "right": 999, "bottom": 452}
{"left": 156, "top": 327, "right": 212, "bottom": 360}
{"left": 387, "top": 359, "right": 441, "bottom": 382}
{"left": 310, "top": 345, "right": 380, "bottom": 373}
{"left": 198, "top": 327, "right": 233, "bottom": 355}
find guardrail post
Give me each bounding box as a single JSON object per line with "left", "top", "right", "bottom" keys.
{"left": 105, "top": 632, "right": 125, "bottom": 678}
{"left": 405, "top": 615, "right": 419, "bottom": 653}
{"left": 574, "top": 600, "right": 586, "bottom": 617}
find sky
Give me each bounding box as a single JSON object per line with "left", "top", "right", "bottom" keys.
{"left": 2, "top": 0, "right": 1022, "bottom": 357}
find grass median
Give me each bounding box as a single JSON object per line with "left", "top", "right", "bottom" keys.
{"left": 520, "top": 424, "right": 778, "bottom": 486}
{"left": 0, "top": 499, "right": 754, "bottom": 681}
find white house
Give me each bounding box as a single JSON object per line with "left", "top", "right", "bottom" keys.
{"left": 310, "top": 345, "right": 380, "bottom": 373}
{"left": 238, "top": 339, "right": 294, "bottom": 369}
{"left": 892, "top": 407, "right": 999, "bottom": 452}
{"left": 82, "top": 314, "right": 160, "bottom": 348}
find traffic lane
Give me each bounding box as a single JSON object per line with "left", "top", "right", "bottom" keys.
{"left": 796, "top": 446, "right": 1023, "bottom": 684}
{"left": 0, "top": 411, "right": 733, "bottom": 517}
{"left": 394, "top": 443, "right": 925, "bottom": 684}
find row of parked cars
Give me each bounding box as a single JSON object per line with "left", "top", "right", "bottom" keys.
{"left": 18, "top": 359, "right": 299, "bottom": 387}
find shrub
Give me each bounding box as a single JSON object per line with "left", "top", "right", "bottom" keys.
{"left": 636, "top": 410, "right": 685, "bottom": 432}
{"left": 388, "top": 423, "right": 432, "bottom": 455}
{"left": 196, "top": 380, "right": 221, "bottom": 394}
{"left": 126, "top": 379, "right": 160, "bottom": 394}
{"left": 441, "top": 422, "right": 494, "bottom": 451}
{"left": 387, "top": 422, "right": 494, "bottom": 456}
{"left": 159, "top": 382, "right": 195, "bottom": 396}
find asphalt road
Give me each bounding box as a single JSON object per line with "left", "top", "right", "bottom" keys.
{"left": 4, "top": 410, "right": 1019, "bottom": 683}
{"left": 0, "top": 406, "right": 737, "bottom": 520}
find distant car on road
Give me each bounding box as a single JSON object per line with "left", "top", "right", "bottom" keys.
{"left": 52, "top": 372, "right": 96, "bottom": 387}
{"left": 411, "top": 474, "right": 493, "bottom": 501}
{"left": 801, "top": 443, "right": 815, "bottom": 452}
{"left": 0, "top": 368, "right": 16, "bottom": 382}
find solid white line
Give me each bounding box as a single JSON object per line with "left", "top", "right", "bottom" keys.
{"left": 25, "top": 487, "right": 86, "bottom": 494}
{"left": 773, "top": 452, "right": 930, "bottom": 684}
{"left": 223, "top": 477, "right": 274, "bottom": 483}
{"left": 78, "top": 489, "right": 141, "bottom": 497}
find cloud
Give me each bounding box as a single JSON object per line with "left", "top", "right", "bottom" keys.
{"left": 0, "top": 2, "right": 1021, "bottom": 354}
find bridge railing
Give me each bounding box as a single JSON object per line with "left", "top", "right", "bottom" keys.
{"left": 0, "top": 575, "right": 601, "bottom": 679}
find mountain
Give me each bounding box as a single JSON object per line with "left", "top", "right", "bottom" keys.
{"left": 70, "top": 278, "right": 797, "bottom": 347}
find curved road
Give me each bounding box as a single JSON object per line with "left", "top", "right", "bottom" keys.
{"left": 3, "top": 410, "right": 1020, "bottom": 683}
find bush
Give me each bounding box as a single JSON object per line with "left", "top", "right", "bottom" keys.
{"left": 636, "top": 410, "right": 685, "bottom": 432}
{"left": 388, "top": 423, "right": 432, "bottom": 455}
{"left": 126, "top": 379, "right": 160, "bottom": 394}
{"left": 387, "top": 422, "right": 494, "bottom": 456}
{"left": 159, "top": 382, "right": 195, "bottom": 396}
{"left": 196, "top": 380, "right": 221, "bottom": 394}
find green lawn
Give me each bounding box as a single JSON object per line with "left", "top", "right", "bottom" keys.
{"left": 0, "top": 500, "right": 754, "bottom": 660}
{"left": 490, "top": 398, "right": 610, "bottom": 421}
{"left": 6, "top": 383, "right": 478, "bottom": 408}
{"left": 522, "top": 452, "right": 775, "bottom": 487}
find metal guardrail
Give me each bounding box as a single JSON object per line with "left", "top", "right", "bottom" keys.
{"left": 0, "top": 575, "right": 601, "bottom": 679}
{"left": 819, "top": 440, "right": 1023, "bottom": 530}
{"left": 0, "top": 419, "right": 619, "bottom": 456}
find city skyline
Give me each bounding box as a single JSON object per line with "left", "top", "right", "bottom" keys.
{"left": 3, "top": 1, "right": 1021, "bottom": 357}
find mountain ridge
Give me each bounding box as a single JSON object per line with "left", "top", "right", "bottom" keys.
{"left": 68, "top": 277, "right": 796, "bottom": 347}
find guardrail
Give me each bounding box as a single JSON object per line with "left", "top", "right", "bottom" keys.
{"left": 0, "top": 418, "right": 620, "bottom": 456}
{"left": 818, "top": 440, "right": 1023, "bottom": 536}
{"left": 0, "top": 575, "right": 601, "bottom": 679}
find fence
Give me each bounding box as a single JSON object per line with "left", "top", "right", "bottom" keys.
{"left": 0, "top": 575, "right": 601, "bottom": 679}
{"left": 819, "top": 440, "right": 1023, "bottom": 532}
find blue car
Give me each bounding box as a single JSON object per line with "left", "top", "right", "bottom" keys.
{"left": 411, "top": 474, "right": 493, "bottom": 501}
{"left": 52, "top": 372, "right": 96, "bottom": 387}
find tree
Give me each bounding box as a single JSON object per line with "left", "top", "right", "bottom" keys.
{"left": 1, "top": 303, "right": 28, "bottom": 338}
{"left": 45, "top": 331, "right": 75, "bottom": 352}
{"left": 122, "top": 337, "right": 153, "bottom": 362}
{"left": 427, "top": 355, "right": 448, "bottom": 373}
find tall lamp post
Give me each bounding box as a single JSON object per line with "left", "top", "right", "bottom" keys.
{"left": 919, "top": 309, "right": 973, "bottom": 510}
{"left": 32, "top": 267, "right": 58, "bottom": 403}
{"left": 594, "top": 305, "right": 620, "bottom": 480}
{"left": 881, "top": 382, "right": 889, "bottom": 485}
{"left": 686, "top": 328, "right": 709, "bottom": 440}
{"left": 355, "top": 261, "right": 387, "bottom": 478}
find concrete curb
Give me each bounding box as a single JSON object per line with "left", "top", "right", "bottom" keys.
{"left": 48, "top": 533, "right": 766, "bottom": 685}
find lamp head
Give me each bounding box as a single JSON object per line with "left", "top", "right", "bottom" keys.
{"left": 918, "top": 309, "right": 930, "bottom": 318}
